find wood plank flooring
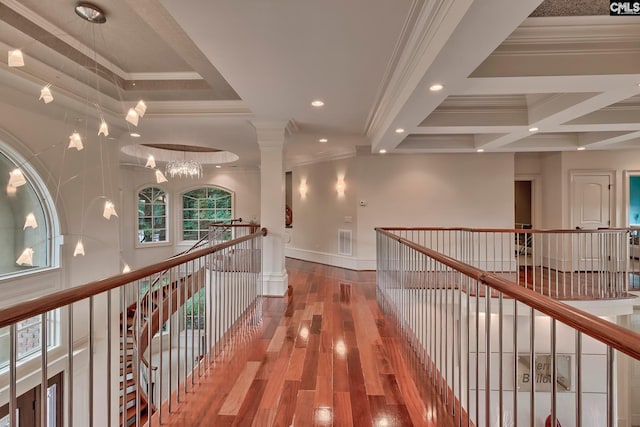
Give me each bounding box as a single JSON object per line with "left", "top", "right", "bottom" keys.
{"left": 150, "top": 259, "right": 457, "bottom": 426}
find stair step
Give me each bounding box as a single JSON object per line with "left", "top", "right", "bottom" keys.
{"left": 124, "top": 401, "right": 147, "bottom": 425}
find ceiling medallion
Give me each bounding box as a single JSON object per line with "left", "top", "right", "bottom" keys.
{"left": 75, "top": 3, "right": 107, "bottom": 24}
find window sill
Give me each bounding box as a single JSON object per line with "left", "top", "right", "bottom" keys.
{"left": 135, "top": 241, "right": 172, "bottom": 249}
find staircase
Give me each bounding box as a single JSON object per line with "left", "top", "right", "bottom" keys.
{"left": 119, "top": 268, "right": 205, "bottom": 427}
{"left": 120, "top": 304, "right": 149, "bottom": 427}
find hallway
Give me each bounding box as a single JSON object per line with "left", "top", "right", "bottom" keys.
{"left": 152, "top": 259, "right": 455, "bottom": 426}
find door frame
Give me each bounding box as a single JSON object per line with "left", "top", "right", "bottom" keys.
{"left": 515, "top": 174, "right": 541, "bottom": 228}
{"left": 623, "top": 170, "right": 640, "bottom": 227}
{"left": 569, "top": 169, "right": 615, "bottom": 229}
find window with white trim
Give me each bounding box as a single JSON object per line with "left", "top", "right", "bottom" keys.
{"left": 182, "top": 187, "right": 232, "bottom": 240}
{"left": 137, "top": 187, "right": 168, "bottom": 244}
{"left": 0, "top": 142, "right": 58, "bottom": 278}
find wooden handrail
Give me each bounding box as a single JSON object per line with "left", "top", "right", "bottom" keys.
{"left": 379, "top": 226, "right": 631, "bottom": 234}
{"left": 0, "top": 228, "right": 267, "bottom": 329}
{"left": 376, "top": 227, "right": 640, "bottom": 361}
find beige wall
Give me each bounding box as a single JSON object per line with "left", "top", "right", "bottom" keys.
{"left": 120, "top": 165, "right": 260, "bottom": 268}
{"left": 0, "top": 93, "right": 120, "bottom": 302}
{"left": 516, "top": 149, "right": 640, "bottom": 229}
{"left": 290, "top": 157, "right": 357, "bottom": 257}
{"left": 287, "top": 152, "right": 515, "bottom": 267}
{"left": 560, "top": 149, "right": 640, "bottom": 227}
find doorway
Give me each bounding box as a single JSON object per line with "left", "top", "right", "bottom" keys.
{"left": 515, "top": 180, "right": 532, "bottom": 228}
{"left": 0, "top": 372, "right": 63, "bottom": 427}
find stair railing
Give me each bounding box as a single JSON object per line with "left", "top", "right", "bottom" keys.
{"left": 0, "top": 227, "right": 266, "bottom": 427}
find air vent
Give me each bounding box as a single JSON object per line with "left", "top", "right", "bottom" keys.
{"left": 338, "top": 229, "right": 352, "bottom": 256}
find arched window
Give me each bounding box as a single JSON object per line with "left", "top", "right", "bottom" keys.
{"left": 0, "top": 139, "right": 61, "bottom": 370}
{"left": 182, "top": 187, "right": 232, "bottom": 241}
{"left": 0, "top": 142, "right": 59, "bottom": 278}
{"left": 137, "top": 187, "right": 168, "bottom": 244}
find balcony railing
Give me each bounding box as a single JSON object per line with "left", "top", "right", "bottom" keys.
{"left": 0, "top": 226, "right": 266, "bottom": 427}
{"left": 376, "top": 227, "right": 640, "bottom": 427}
{"left": 383, "top": 227, "right": 634, "bottom": 300}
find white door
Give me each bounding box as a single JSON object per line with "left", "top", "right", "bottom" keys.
{"left": 571, "top": 173, "right": 612, "bottom": 270}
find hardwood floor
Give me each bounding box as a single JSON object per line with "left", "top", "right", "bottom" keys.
{"left": 150, "top": 259, "right": 457, "bottom": 426}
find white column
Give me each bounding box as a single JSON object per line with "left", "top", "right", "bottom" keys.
{"left": 255, "top": 122, "right": 288, "bottom": 296}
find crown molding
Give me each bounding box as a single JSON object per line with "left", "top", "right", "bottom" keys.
{"left": 286, "top": 150, "right": 356, "bottom": 169}
{"left": 507, "top": 16, "right": 640, "bottom": 45}
{"left": 145, "top": 100, "right": 253, "bottom": 117}
{"left": 127, "top": 72, "right": 203, "bottom": 81}
{"left": 364, "top": 0, "right": 473, "bottom": 141}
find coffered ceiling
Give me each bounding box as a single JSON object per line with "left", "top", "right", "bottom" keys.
{"left": 1, "top": 0, "right": 640, "bottom": 167}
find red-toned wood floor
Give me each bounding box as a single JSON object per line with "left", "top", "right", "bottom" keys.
{"left": 149, "top": 259, "right": 456, "bottom": 426}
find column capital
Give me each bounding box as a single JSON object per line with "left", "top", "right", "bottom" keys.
{"left": 252, "top": 120, "right": 296, "bottom": 148}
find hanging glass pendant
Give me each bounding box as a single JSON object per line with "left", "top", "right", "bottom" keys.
{"left": 39, "top": 84, "right": 54, "bottom": 104}
{"left": 155, "top": 169, "right": 168, "bottom": 183}
{"left": 135, "top": 100, "right": 147, "bottom": 117}
{"left": 145, "top": 155, "right": 156, "bottom": 168}
{"left": 8, "top": 49, "right": 24, "bottom": 67}
{"left": 103, "top": 200, "right": 118, "bottom": 219}
{"left": 98, "top": 119, "right": 109, "bottom": 136}
{"left": 122, "top": 263, "right": 131, "bottom": 273}
{"left": 125, "top": 108, "right": 139, "bottom": 126}
{"left": 73, "top": 240, "right": 85, "bottom": 256}
{"left": 8, "top": 169, "right": 27, "bottom": 188}
{"left": 68, "top": 132, "right": 83, "bottom": 150}
{"left": 23, "top": 213, "right": 38, "bottom": 229}
{"left": 16, "top": 248, "right": 34, "bottom": 266}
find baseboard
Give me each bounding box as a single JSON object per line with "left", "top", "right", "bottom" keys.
{"left": 285, "top": 246, "right": 375, "bottom": 270}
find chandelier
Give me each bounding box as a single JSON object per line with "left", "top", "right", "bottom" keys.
{"left": 166, "top": 159, "right": 203, "bottom": 178}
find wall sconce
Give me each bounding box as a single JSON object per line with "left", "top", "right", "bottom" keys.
{"left": 299, "top": 179, "right": 308, "bottom": 199}
{"left": 336, "top": 177, "right": 345, "bottom": 198}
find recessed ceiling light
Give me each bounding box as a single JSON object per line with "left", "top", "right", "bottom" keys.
{"left": 395, "top": 128, "right": 405, "bottom": 134}
{"left": 130, "top": 133, "right": 141, "bottom": 138}
{"left": 379, "top": 149, "right": 387, "bottom": 154}
{"left": 577, "top": 147, "right": 586, "bottom": 151}
{"left": 476, "top": 148, "right": 484, "bottom": 153}
{"left": 75, "top": 3, "right": 107, "bottom": 24}
{"left": 311, "top": 100, "right": 324, "bottom": 107}
{"left": 318, "top": 138, "right": 328, "bottom": 143}
{"left": 529, "top": 127, "right": 539, "bottom": 132}
{"left": 429, "top": 83, "right": 444, "bottom": 92}
{"left": 215, "top": 165, "right": 222, "bottom": 168}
